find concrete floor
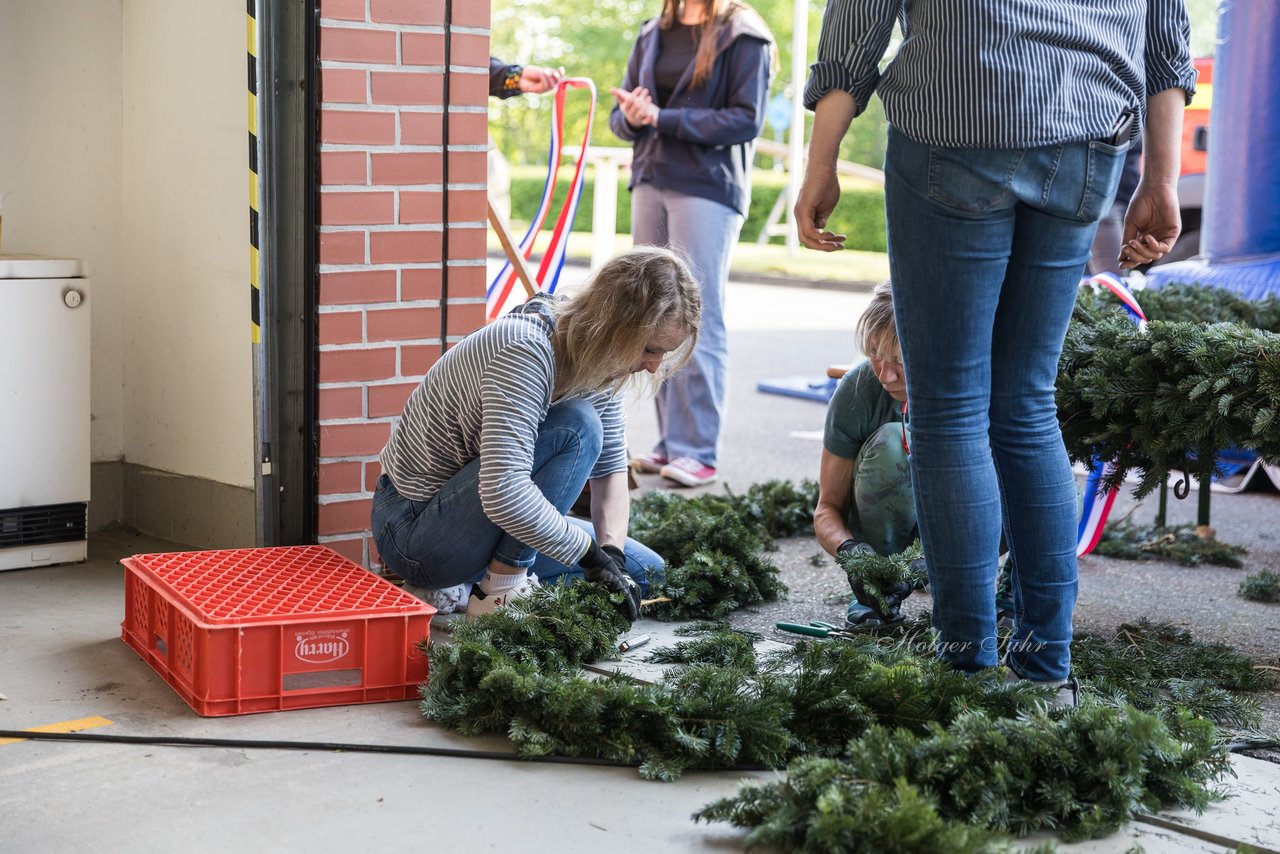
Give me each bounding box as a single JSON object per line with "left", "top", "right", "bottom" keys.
{"left": 4, "top": 275, "right": 1278, "bottom": 852}
{"left": 1, "top": 529, "right": 772, "bottom": 852}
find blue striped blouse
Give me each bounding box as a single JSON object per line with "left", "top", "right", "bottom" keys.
{"left": 804, "top": 0, "right": 1198, "bottom": 148}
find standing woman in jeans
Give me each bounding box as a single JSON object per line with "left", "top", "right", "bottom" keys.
{"left": 371, "top": 249, "right": 700, "bottom": 621}
{"left": 610, "top": 0, "right": 775, "bottom": 488}
{"left": 795, "top": 0, "right": 1196, "bottom": 705}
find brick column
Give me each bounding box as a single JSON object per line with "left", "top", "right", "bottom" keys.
{"left": 316, "top": 0, "right": 490, "bottom": 567}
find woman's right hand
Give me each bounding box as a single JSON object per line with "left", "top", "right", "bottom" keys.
{"left": 610, "top": 86, "right": 658, "bottom": 128}
{"left": 795, "top": 162, "right": 846, "bottom": 251}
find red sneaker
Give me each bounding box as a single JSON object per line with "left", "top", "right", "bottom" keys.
{"left": 630, "top": 452, "right": 668, "bottom": 474}
{"left": 659, "top": 456, "right": 718, "bottom": 487}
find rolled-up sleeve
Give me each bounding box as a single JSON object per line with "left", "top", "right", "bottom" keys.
{"left": 1144, "top": 0, "right": 1197, "bottom": 103}
{"left": 803, "top": 0, "right": 902, "bottom": 113}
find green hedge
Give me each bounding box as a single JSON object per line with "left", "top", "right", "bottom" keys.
{"left": 506, "top": 169, "right": 887, "bottom": 253}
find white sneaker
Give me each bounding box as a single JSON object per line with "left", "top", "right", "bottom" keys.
{"left": 465, "top": 572, "right": 540, "bottom": 620}
{"left": 402, "top": 582, "right": 471, "bottom": 615}
{"left": 1005, "top": 668, "right": 1080, "bottom": 710}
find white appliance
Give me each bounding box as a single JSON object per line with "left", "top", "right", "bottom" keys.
{"left": 0, "top": 255, "right": 90, "bottom": 570}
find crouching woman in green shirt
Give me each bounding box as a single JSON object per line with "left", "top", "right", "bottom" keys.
{"left": 814, "top": 282, "right": 918, "bottom": 626}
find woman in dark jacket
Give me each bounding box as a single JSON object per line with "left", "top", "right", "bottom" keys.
{"left": 610, "top": 0, "right": 774, "bottom": 487}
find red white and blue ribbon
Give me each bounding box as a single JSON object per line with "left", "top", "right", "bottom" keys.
{"left": 1087, "top": 271, "right": 1148, "bottom": 333}
{"left": 486, "top": 78, "right": 596, "bottom": 321}
{"left": 1076, "top": 272, "right": 1147, "bottom": 556}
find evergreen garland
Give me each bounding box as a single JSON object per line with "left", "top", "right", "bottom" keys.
{"left": 696, "top": 705, "right": 1225, "bottom": 848}
{"left": 1094, "top": 518, "right": 1247, "bottom": 567}
{"left": 417, "top": 480, "right": 1275, "bottom": 846}
{"left": 1056, "top": 315, "right": 1280, "bottom": 496}
{"left": 1238, "top": 570, "right": 1280, "bottom": 604}
{"left": 419, "top": 584, "right": 1263, "bottom": 828}
{"left": 420, "top": 582, "right": 630, "bottom": 738}
{"left": 697, "top": 762, "right": 1007, "bottom": 853}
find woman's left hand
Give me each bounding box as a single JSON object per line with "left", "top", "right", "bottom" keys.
{"left": 580, "top": 541, "right": 642, "bottom": 622}
{"left": 611, "top": 86, "right": 659, "bottom": 127}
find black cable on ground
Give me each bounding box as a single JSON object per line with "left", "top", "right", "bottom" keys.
{"left": 0, "top": 729, "right": 770, "bottom": 771}
{"left": 1223, "top": 739, "right": 1280, "bottom": 753}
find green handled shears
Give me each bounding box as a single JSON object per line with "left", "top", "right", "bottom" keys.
{"left": 775, "top": 620, "right": 846, "bottom": 638}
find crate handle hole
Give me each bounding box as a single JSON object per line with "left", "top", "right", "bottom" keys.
{"left": 282, "top": 669, "right": 362, "bottom": 692}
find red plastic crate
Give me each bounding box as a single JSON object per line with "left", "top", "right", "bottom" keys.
{"left": 120, "top": 545, "right": 435, "bottom": 716}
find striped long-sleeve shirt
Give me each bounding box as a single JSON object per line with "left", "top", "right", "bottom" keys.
{"left": 804, "top": 0, "right": 1197, "bottom": 149}
{"left": 378, "top": 296, "right": 628, "bottom": 566}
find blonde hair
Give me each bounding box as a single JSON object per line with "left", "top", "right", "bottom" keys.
{"left": 552, "top": 247, "right": 701, "bottom": 397}
{"left": 658, "top": 0, "right": 778, "bottom": 90}
{"left": 857, "top": 281, "right": 900, "bottom": 363}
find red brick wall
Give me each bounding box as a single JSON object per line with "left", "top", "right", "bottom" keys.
{"left": 316, "top": 0, "right": 490, "bottom": 567}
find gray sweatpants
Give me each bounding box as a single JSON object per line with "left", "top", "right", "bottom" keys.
{"left": 631, "top": 183, "right": 744, "bottom": 468}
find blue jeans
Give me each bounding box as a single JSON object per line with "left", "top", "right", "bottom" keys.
{"left": 884, "top": 126, "right": 1126, "bottom": 681}
{"left": 631, "top": 184, "right": 744, "bottom": 468}
{"left": 370, "top": 400, "right": 663, "bottom": 594}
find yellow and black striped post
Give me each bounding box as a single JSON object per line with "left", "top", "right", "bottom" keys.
{"left": 247, "top": 0, "right": 262, "bottom": 344}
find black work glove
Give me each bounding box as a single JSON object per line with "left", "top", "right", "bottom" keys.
{"left": 878, "top": 581, "right": 914, "bottom": 622}
{"left": 907, "top": 557, "right": 930, "bottom": 591}
{"left": 579, "top": 541, "right": 641, "bottom": 622}
{"left": 839, "top": 539, "right": 912, "bottom": 623}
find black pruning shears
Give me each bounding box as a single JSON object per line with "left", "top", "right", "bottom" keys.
{"left": 775, "top": 620, "right": 859, "bottom": 639}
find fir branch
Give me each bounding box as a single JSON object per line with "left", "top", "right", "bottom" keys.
{"left": 1238, "top": 570, "right": 1280, "bottom": 603}
{"left": 649, "top": 550, "right": 787, "bottom": 620}
{"left": 1106, "top": 283, "right": 1280, "bottom": 332}
{"left": 1093, "top": 519, "right": 1247, "bottom": 567}
{"left": 647, "top": 629, "right": 760, "bottom": 670}
{"left": 629, "top": 488, "right": 794, "bottom": 619}
{"left": 715, "top": 478, "right": 822, "bottom": 540}
{"left": 1070, "top": 619, "right": 1274, "bottom": 729}
{"left": 835, "top": 541, "right": 926, "bottom": 613}
{"left": 673, "top": 619, "right": 736, "bottom": 637}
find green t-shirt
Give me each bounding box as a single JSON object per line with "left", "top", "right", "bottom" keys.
{"left": 823, "top": 360, "right": 903, "bottom": 460}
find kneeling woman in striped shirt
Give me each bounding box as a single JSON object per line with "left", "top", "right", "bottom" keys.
{"left": 372, "top": 247, "right": 701, "bottom": 623}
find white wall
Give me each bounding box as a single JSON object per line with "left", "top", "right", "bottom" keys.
{"left": 0, "top": 0, "right": 252, "bottom": 490}
{"left": 120, "top": 0, "right": 252, "bottom": 487}
{"left": 0, "top": 0, "right": 126, "bottom": 465}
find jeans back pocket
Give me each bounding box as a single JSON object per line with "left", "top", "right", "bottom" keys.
{"left": 1077, "top": 139, "right": 1129, "bottom": 222}
{"left": 928, "top": 146, "right": 1022, "bottom": 214}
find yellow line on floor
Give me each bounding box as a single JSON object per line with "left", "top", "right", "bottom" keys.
{"left": 0, "top": 715, "right": 113, "bottom": 746}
